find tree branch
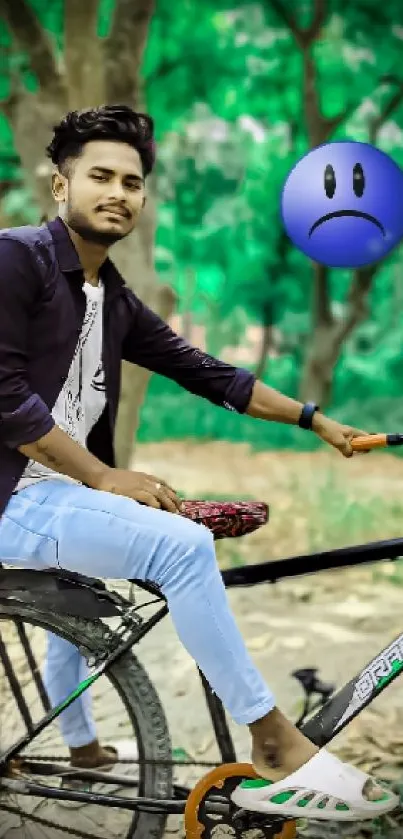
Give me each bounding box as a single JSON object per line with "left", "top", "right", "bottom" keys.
{"left": 301, "top": 55, "right": 376, "bottom": 147}
{"left": 320, "top": 83, "right": 378, "bottom": 143}
{"left": 303, "top": 52, "right": 325, "bottom": 146}
{"left": 267, "top": 0, "right": 326, "bottom": 49}
{"left": 303, "top": 0, "right": 327, "bottom": 45}
{"left": 104, "top": 0, "right": 155, "bottom": 105}
{"left": 265, "top": 0, "right": 295, "bottom": 33}
{"left": 0, "top": 91, "right": 19, "bottom": 120}
{"left": 0, "top": 42, "right": 23, "bottom": 121}
{"left": 266, "top": 2, "right": 330, "bottom": 323}
{"left": 268, "top": 1, "right": 394, "bottom": 148}
{"left": 369, "top": 82, "right": 403, "bottom": 143}
{"left": 336, "top": 264, "right": 375, "bottom": 343}
{"left": 144, "top": 57, "right": 181, "bottom": 86}
{"left": 321, "top": 98, "right": 360, "bottom": 138}
{"left": 0, "top": 0, "right": 63, "bottom": 97}
{"left": 313, "top": 262, "right": 333, "bottom": 325}
{"left": 267, "top": 0, "right": 329, "bottom": 146}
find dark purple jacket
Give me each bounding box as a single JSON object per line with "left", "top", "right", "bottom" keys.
{"left": 0, "top": 217, "right": 255, "bottom": 516}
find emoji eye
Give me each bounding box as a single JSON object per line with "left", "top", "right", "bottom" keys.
{"left": 353, "top": 163, "right": 365, "bottom": 197}
{"left": 324, "top": 164, "right": 336, "bottom": 198}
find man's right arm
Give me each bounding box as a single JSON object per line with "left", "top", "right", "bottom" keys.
{"left": 19, "top": 426, "right": 182, "bottom": 512}
{"left": 0, "top": 239, "right": 109, "bottom": 488}
{"left": 18, "top": 425, "right": 109, "bottom": 487}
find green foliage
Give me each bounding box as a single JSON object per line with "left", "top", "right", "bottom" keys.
{"left": 2, "top": 185, "right": 38, "bottom": 225}
{"left": 144, "top": 0, "right": 403, "bottom": 444}
{"left": 2, "top": 1, "right": 403, "bottom": 445}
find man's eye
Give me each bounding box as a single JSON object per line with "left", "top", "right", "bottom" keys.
{"left": 91, "top": 174, "right": 107, "bottom": 181}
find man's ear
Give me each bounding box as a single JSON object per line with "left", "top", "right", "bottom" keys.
{"left": 142, "top": 195, "right": 147, "bottom": 209}
{"left": 52, "top": 169, "right": 67, "bottom": 203}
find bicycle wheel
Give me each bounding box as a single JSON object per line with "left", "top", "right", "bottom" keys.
{"left": 0, "top": 602, "right": 173, "bottom": 839}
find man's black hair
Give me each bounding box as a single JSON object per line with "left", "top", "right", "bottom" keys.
{"left": 46, "top": 104, "right": 155, "bottom": 177}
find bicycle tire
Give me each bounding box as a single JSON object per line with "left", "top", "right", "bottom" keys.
{"left": 0, "top": 601, "right": 173, "bottom": 839}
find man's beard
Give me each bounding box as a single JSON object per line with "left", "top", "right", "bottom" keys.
{"left": 66, "top": 203, "right": 130, "bottom": 247}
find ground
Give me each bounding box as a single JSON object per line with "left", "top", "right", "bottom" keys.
{"left": 2, "top": 441, "right": 403, "bottom": 838}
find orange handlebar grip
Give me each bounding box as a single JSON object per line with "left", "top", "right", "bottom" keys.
{"left": 351, "top": 434, "right": 388, "bottom": 451}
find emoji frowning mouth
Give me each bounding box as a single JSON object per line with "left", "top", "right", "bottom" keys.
{"left": 309, "top": 209, "right": 385, "bottom": 238}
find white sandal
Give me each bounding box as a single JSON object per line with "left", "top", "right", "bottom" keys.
{"left": 231, "top": 750, "right": 399, "bottom": 822}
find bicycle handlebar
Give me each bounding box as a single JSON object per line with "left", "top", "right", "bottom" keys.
{"left": 351, "top": 433, "right": 403, "bottom": 451}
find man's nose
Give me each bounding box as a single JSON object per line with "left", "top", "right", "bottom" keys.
{"left": 106, "top": 180, "right": 126, "bottom": 201}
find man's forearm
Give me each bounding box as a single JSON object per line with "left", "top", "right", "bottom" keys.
{"left": 18, "top": 425, "right": 109, "bottom": 488}
{"left": 246, "top": 380, "right": 322, "bottom": 426}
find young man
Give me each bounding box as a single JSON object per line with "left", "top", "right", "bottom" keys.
{"left": 0, "top": 105, "right": 396, "bottom": 821}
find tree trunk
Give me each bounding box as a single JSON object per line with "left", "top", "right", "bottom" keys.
{"left": 254, "top": 299, "right": 276, "bottom": 380}
{"left": 115, "top": 284, "right": 177, "bottom": 468}
{"left": 255, "top": 228, "right": 291, "bottom": 381}
{"left": 0, "top": 0, "right": 172, "bottom": 468}
{"left": 181, "top": 266, "right": 196, "bottom": 341}
{"left": 110, "top": 168, "right": 174, "bottom": 465}
{"left": 64, "top": 0, "right": 105, "bottom": 109}
{"left": 299, "top": 263, "right": 376, "bottom": 404}
{"left": 298, "top": 325, "right": 340, "bottom": 405}
{"left": 254, "top": 324, "right": 274, "bottom": 381}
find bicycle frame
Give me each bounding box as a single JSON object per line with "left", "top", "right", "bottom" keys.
{"left": 1, "top": 534, "right": 403, "bottom": 815}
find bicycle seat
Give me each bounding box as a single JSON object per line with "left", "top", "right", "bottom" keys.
{"left": 181, "top": 500, "right": 268, "bottom": 539}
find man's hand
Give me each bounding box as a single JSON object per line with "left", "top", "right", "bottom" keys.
{"left": 95, "top": 469, "right": 183, "bottom": 513}
{"left": 312, "top": 413, "right": 369, "bottom": 458}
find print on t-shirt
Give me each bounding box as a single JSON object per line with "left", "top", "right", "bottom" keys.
{"left": 17, "top": 281, "right": 106, "bottom": 491}
{"left": 92, "top": 362, "right": 106, "bottom": 393}
{"left": 63, "top": 292, "right": 105, "bottom": 439}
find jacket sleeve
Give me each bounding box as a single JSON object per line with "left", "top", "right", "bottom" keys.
{"left": 0, "top": 238, "right": 55, "bottom": 448}
{"left": 121, "top": 290, "right": 255, "bottom": 413}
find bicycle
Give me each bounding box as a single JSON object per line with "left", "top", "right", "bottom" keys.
{"left": 0, "top": 432, "right": 402, "bottom": 839}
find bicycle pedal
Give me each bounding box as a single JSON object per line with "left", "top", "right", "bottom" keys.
{"left": 184, "top": 763, "right": 297, "bottom": 839}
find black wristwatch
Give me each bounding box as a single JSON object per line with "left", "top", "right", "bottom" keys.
{"left": 298, "top": 402, "right": 320, "bottom": 430}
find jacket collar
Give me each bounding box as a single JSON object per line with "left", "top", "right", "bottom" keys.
{"left": 47, "top": 216, "right": 125, "bottom": 294}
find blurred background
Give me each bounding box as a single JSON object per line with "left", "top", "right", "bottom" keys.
{"left": 1, "top": 0, "right": 403, "bottom": 559}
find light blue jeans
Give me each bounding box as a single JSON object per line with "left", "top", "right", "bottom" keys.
{"left": 0, "top": 480, "right": 274, "bottom": 747}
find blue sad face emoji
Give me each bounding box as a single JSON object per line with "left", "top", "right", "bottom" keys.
{"left": 281, "top": 141, "right": 403, "bottom": 269}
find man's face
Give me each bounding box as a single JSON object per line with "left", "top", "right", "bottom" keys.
{"left": 53, "top": 140, "right": 146, "bottom": 246}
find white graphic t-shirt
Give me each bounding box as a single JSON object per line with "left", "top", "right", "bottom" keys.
{"left": 17, "top": 281, "right": 106, "bottom": 490}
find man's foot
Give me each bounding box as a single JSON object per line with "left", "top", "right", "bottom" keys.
{"left": 249, "top": 708, "right": 385, "bottom": 802}
{"left": 230, "top": 708, "right": 400, "bottom": 822}
{"left": 69, "top": 739, "right": 118, "bottom": 769}
{"left": 59, "top": 739, "right": 138, "bottom": 808}
{"left": 5, "top": 759, "right": 22, "bottom": 778}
